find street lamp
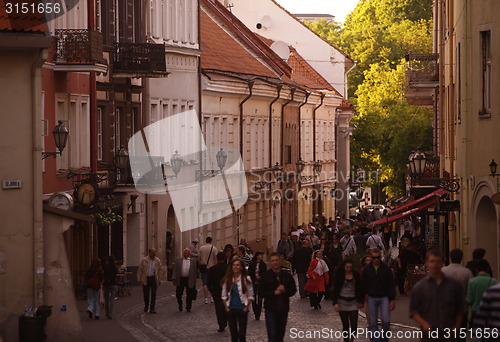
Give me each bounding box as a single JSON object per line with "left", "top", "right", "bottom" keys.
{"left": 115, "top": 146, "right": 129, "bottom": 169}
{"left": 216, "top": 147, "right": 228, "bottom": 170}
{"left": 42, "top": 120, "right": 69, "bottom": 159}
{"left": 162, "top": 150, "right": 184, "bottom": 180}
{"left": 313, "top": 160, "right": 322, "bottom": 175}
{"left": 489, "top": 159, "right": 499, "bottom": 177}
{"left": 296, "top": 158, "right": 305, "bottom": 175}
{"left": 273, "top": 162, "right": 282, "bottom": 181}
{"left": 170, "top": 150, "right": 183, "bottom": 177}
{"left": 407, "top": 150, "right": 460, "bottom": 192}
{"left": 408, "top": 150, "right": 427, "bottom": 178}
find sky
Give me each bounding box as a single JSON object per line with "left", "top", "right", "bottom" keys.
{"left": 275, "top": 0, "right": 360, "bottom": 23}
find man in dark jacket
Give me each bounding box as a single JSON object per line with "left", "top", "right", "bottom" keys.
{"left": 172, "top": 248, "right": 197, "bottom": 312}
{"left": 293, "top": 240, "right": 313, "bottom": 298}
{"left": 361, "top": 248, "right": 395, "bottom": 342}
{"left": 207, "top": 252, "right": 228, "bottom": 332}
{"left": 260, "top": 252, "right": 297, "bottom": 342}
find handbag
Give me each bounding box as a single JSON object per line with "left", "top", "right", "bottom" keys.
{"left": 199, "top": 246, "right": 214, "bottom": 274}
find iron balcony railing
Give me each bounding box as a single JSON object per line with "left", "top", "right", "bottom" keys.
{"left": 113, "top": 43, "right": 167, "bottom": 75}
{"left": 54, "top": 29, "right": 106, "bottom": 65}
{"left": 406, "top": 53, "right": 439, "bottom": 85}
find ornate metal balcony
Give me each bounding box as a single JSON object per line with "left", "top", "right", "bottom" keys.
{"left": 54, "top": 29, "right": 107, "bottom": 73}
{"left": 405, "top": 53, "right": 439, "bottom": 107}
{"left": 406, "top": 53, "right": 439, "bottom": 86}
{"left": 113, "top": 43, "right": 169, "bottom": 78}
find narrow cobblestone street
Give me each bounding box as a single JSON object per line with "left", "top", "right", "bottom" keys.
{"left": 116, "top": 277, "right": 421, "bottom": 342}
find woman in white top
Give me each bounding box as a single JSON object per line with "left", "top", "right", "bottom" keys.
{"left": 222, "top": 258, "right": 254, "bottom": 342}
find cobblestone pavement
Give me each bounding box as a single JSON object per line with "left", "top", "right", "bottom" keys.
{"left": 118, "top": 280, "right": 421, "bottom": 342}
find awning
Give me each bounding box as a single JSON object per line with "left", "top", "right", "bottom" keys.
{"left": 390, "top": 188, "right": 448, "bottom": 215}
{"left": 368, "top": 196, "right": 439, "bottom": 228}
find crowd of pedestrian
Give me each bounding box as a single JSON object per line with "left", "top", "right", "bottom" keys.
{"left": 82, "top": 210, "right": 500, "bottom": 342}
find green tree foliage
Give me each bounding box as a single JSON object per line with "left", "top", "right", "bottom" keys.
{"left": 304, "top": 0, "right": 434, "bottom": 196}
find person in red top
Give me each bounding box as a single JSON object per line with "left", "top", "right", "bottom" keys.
{"left": 304, "top": 250, "right": 330, "bottom": 309}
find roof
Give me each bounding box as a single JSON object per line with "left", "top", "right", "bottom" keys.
{"left": 200, "top": 5, "right": 279, "bottom": 78}
{"left": 255, "top": 33, "right": 339, "bottom": 94}
{"left": 0, "top": 0, "right": 47, "bottom": 32}
{"left": 269, "top": 0, "right": 352, "bottom": 61}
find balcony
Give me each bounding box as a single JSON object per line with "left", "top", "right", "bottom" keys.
{"left": 113, "top": 43, "right": 169, "bottom": 78}
{"left": 54, "top": 29, "right": 107, "bottom": 73}
{"left": 405, "top": 53, "right": 439, "bottom": 107}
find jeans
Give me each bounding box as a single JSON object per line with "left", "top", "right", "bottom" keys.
{"left": 339, "top": 310, "right": 358, "bottom": 342}
{"left": 143, "top": 276, "right": 158, "bottom": 311}
{"left": 87, "top": 288, "right": 100, "bottom": 317}
{"left": 227, "top": 309, "right": 248, "bottom": 342}
{"left": 211, "top": 290, "right": 227, "bottom": 330}
{"left": 103, "top": 285, "right": 117, "bottom": 317}
{"left": 367, "top": 296, "right": 391, "bottom": 342}
{"left": 265, "top": 309, "right": 289, "bottom": 342}
{"left": 176, "top": 277, "right": 194, "bottom": 310}
{"left": 297, "top": 272, "right": 308, "bottom": 298}
{"left": 251, "top": 285, "right": 263, "bottom": 319}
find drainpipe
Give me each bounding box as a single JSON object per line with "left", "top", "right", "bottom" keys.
{"left": 344, "top": 61, "right": 357, "bottom": 100}
{"left": 298, "top": 92, "right": 310, "bottom": 161}
{"left": 237, "top": 80, "right": 253, "bottom": 244}
{"left": 239, "top": 81, "right": 254, "bottom": 165}
{"left": 280, "top": 88, "right": 295, "bottom": 232}
{"left": 33, "top": 49, "right": 48, "bottom": 307}
{"left": 89, "top": 0, "right": 97, "bottom": 172}
{"left": 269, "top": 85, "right": 282, "bottom": 168}
{"left": 312, "top": 94, "right": 325, "bottom": 217}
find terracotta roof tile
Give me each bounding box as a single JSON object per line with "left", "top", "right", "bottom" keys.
{"left": 200, "top": 5, "right": 279, "bottom": 78}
{"left": 0, "top": 0, "right": 47, "bottom": 33}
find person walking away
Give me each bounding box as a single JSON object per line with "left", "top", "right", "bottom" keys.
{"left": 410, "top": 249, "right": 466, "bottom": 342}
{"left": 305, "top": 250, "right": 330, "bottom": 310}
{"left": 362, "top": 248, "right": 395, "bottom": 342}
{"left": 466, "top": 259, "right": 498, "bottom": 325}
{"left": 366, "top": 228, "right": 385, "bottom": 253}
{"left": 248, "top": 251, "right": 267, "bottom": 319}
{"left": 341, "top": 232, "right": 357, "bottom": 258}
{"left": 259, "top": 252, "right": 297, "bottom": 342}
{"left": 102, "top": 255, "right": 118, "bottom": 319}
{"left": 85, "top": 258, "right": 103, "bottom": 319}
{"left": 137, "top": 248, "right": 163, "bottom": 314}
{"left": 442, "top": 248, "right": 473, "bottom": 339}
{"left": 332, "top": 260, "right": 365, "bottom": 342}
{"left": 293, "top": 240, "right": 313, "bottom": 299}
{"left": 382, "top": 225, "right": 391, "bottom": 250}
{"left": 466, "top": 248, "right": 493, "bottom": 277}
{"left": 208, "top": 252, "right": 228, "bottom": 332}
{"left": 198, "top": 236, "right": 218, "bottom": 304}
{"left": 173, "top": 248, "right": 197, "bottom": 312}
{"left": 276, "top": 233, "right": 294, "bottom": 261}
{"left": 222, "top": 258, "right": 254, "bottom": 342}
{"left": 472, "top": 282, "right": 500, "bottom": 341}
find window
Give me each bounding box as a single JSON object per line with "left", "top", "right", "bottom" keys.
{"left": 284, "top": 145, "right": 292, "bottom": 165}
{"left": 97, "top": 107, "right": 103, "bottom": 161}
{"left": 480, "top": 30, "right": 491, "bottom": 117}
